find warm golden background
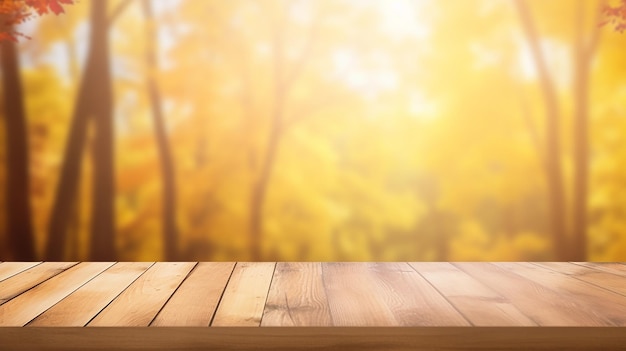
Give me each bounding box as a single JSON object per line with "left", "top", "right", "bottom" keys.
{"left": 1, "top": 0, "right": 626, "bottom": 261}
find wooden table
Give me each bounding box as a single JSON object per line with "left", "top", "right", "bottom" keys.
{"left": 0, "top": 262, "right": 625, "bottom": 350}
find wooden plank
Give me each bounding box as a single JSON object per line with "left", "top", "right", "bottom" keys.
{"left": 0, "top": 262, "right": 113, "bottom": 326}
{"left": 409, "top": 262, "right": 536, "bottom": 326}
{"left": 212, "top": 262, "right": 275, "bottom": 326}
{"left": 262, "top": 262, "right": 332, "bottom": 326}
{"left": 3, "top": 327, "right": 626, "bottom": 351}
{"left": 318, "top": 262, "right": 394, "bottom": 326}
{"left": 572, "top": 262, "right": 626, "bottom": 277}
{"left": 531, "top": 262, "right": 588, "bottom": 275}
{"left": 370, "top": 263, "right": 470, "bottom": 326}
{"left": 151, "top": 262, "right": 235, "bottom": 326}
{"left": 0, "top": 262, "right": 42, "bottom": 282}
{"left": 0, "top": 262, "right": 78, "bottom": 305}
{"left": 455, "top": 262, "right": 617, "bottom": 326}
{"left": 534, "top": 262, "right": 626, "bottom": 297}
{"left": 28, "top": 262, "right": 154, "bottom": 326}
{"left": 494, "top": 262, "right": 626, "bottom": 326}
{"left": 322, "top": 262, "right": 469, "bottom": 326}
{"left": 87, "top": 262, "right": 196, "bottom": 326}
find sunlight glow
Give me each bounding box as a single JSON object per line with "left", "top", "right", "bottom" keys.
{"left": 377, "top": 0, "right": 431, "bottom": 40}
{"left": 332, "top": 48, "right": 398, "bottom": 97}
{"left": 409, "top": 91, "right": 438, "bottom": 121}
{"left": 516, "top": 38, "right": 572, "bottom": 90}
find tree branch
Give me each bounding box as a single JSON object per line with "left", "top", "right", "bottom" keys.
{"left": 517, "top": 86, "right": 544, "bottom": 168}
{"left": 282, "top": 4, "right": 324, "bottom": 94}
{"left": 283, "top": 89, "right": 353, "bottom": 131}
{"left": 586, "top": 0, "right": 605, "bottom": 57}
{"left": 108, "top": 0, "right": 134, "bottom": 27}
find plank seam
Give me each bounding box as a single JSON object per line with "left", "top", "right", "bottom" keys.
{"left": 450, "top": 263, "right": 553, "bottom": 327}
{"left": 528, "top": 262, "right": 626, "bottom": 299}
{"left": 0, "top": 262, "right": 44, "bottom": 283}
{"left": 486, "top": 262, "right": 620, "bottom": 327}
{"left": 319, "top": 263, "right": 336, "bottom": 327}
{"left": 0, "top": 262, "right": 79, "bottom": 307}
{"left": 208, "top": 262, "right": 238, "bottom": 326}
{"left": 23, "top": 262, "right": 116, "bottom": 326}
{"left": 83, "top": 262, "right": 156, "bottom": 326}
{"left": 570, "top": 262, "right": 626, "bottom": 277}
{"left": 407, "top": 263, "right": 474, "bottom": 327}
{"left": 148, "top": 262, "right": 199, "bottom": 326}
{"left": 257, "top": 262, "right": 277, "bottom": 327}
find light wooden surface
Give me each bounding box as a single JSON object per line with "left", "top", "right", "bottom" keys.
{"left": 2, "top": 327, "right": 626, "bottom": 351}
{"left": 409, "top": 262, "right": 537, "bottom": 326}
{"left": 0, "top": 262, "right": 625, "bottom": 350}
{"left": 151, "top": 262, "right": 235, "bottom": 326}
{"left": 87, "top": 262, "right": 195, "bottom": 326}
{"left": 212, "top": 262, "right": 275, "bottom": 326}
{"left": 29, "top": 262, "right": 154, "bottom": 326}
{"left": 262, "top": 262, "right": 332, "bottom": 326}
{"left": 0, "top": 261, "right": 625, "bottom": 327}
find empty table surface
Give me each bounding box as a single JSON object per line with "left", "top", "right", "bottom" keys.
{"left": 1, "top": 262, "right": 626, "bottom": 350}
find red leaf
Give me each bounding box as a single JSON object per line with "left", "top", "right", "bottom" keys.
{"left": 0, "top": 33, "right": 18, "bottom": 42}
{"left": 48, "top": 0, "right": 65, "bottom": 15}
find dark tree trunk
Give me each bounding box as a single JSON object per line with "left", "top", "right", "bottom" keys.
{"left": 143, "top": 0, "right": 179, "bottom": 261}
{"left": 515, "top": 0, "right": 568, "bottom": 260}
{"left": 89, "top": 0, "right": 116, "bottom": 261}
{"left": 46, "top": 1, "right": 115, "bottom": 261}
{"left": 1, "top": 32, "right": 36, "bottom": 261}
{"left": 45, "top": 64, "right": 92, "bottom": 260}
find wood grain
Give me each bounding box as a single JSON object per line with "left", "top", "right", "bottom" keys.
{"left": 0, "top": 262, "right": 113, "bottom": 326}
{"left": 88, "top": 262, "right": 196, "bottom": 326}
{"left": 572, "top": 262, "right": 626, "bottom": 277}
{"left": 495, "top": 262, "right": 626, "bottom": 326}
{"left": 409, "top": 262, "right": 536, "bottom": 326}
{"left": 2, "top": 327, "right": 626, "bottom": 351}
{"left": 212, "top": 262, "right": 275, "bottom": 326}
{"left": 534, "top": 262, "right": 626, "bottom": 297}
{"left": 262, "top": 262, "right": 332, "bottom": 326}
{"left": 321, "top": 263, "right": 396, "bottom": 326}
{"left": 322, "top": 262, "right": 469, "bottom": 326}
{"left": 151, "top": 262, "right": 235, "bottom": 326}
{"left": 0, "top": 261, "right": 625, "bottom": 332}
{"left": 455, "top": 262, "right": 616, "bottom": 326}
{"left": 0, "top": 262, "right": 77, "bottom": 305}
{"left": 28, "top": 262, "right": 154, "bottom": 326}
{"left": 0, "top": 262, "right": 41, "bottom": 282}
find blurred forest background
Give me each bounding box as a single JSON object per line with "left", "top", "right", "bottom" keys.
{"left": 1, "top": 0, "right": 626, "bottom": 262}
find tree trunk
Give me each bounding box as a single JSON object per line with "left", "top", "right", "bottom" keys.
{"left": 89, "top": 0, "right": 116, "bottom": 261}
{"left": 515, "top": 0, "right": 568, "bottom": 260}
{"left": 249, "top": 118, "right": 282, "bottom": 261}
{"left": 248, "top": 14, "right": 287, "bottom": 261}
{"left": 570, "top": 0, "right": 602, "bottom": 261}
{"left": 46, "top": 1, "right": 112, "bottom": 260}
{"left": 571, "top": 1, "right": 588, "bottom": 261}
{"left": 1, "top": 32, "right": 36, "bottom": 261}
{"left": 143, "top": 0, "right": 179, "bottom": 261}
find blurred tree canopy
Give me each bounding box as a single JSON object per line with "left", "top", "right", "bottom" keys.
{"left": 1, "top": 0, "right": 626, "bottom": 262}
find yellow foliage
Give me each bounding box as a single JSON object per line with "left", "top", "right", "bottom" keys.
{"left": 4, "top": 0, "right": 626, "bottom": 261}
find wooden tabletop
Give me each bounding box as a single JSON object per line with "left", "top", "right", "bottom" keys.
{"left": 1, "top": 262, "right": 626, "bottom": 350}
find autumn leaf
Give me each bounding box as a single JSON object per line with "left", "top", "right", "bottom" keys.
{"left": 603, "top": 0, "right": 626, "bottom": 32}
{"left": 0, "top": 0, "right": 73, "bottom": 41}
{"left": 48, "top": 0, "right": 73, "bottom": 15}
